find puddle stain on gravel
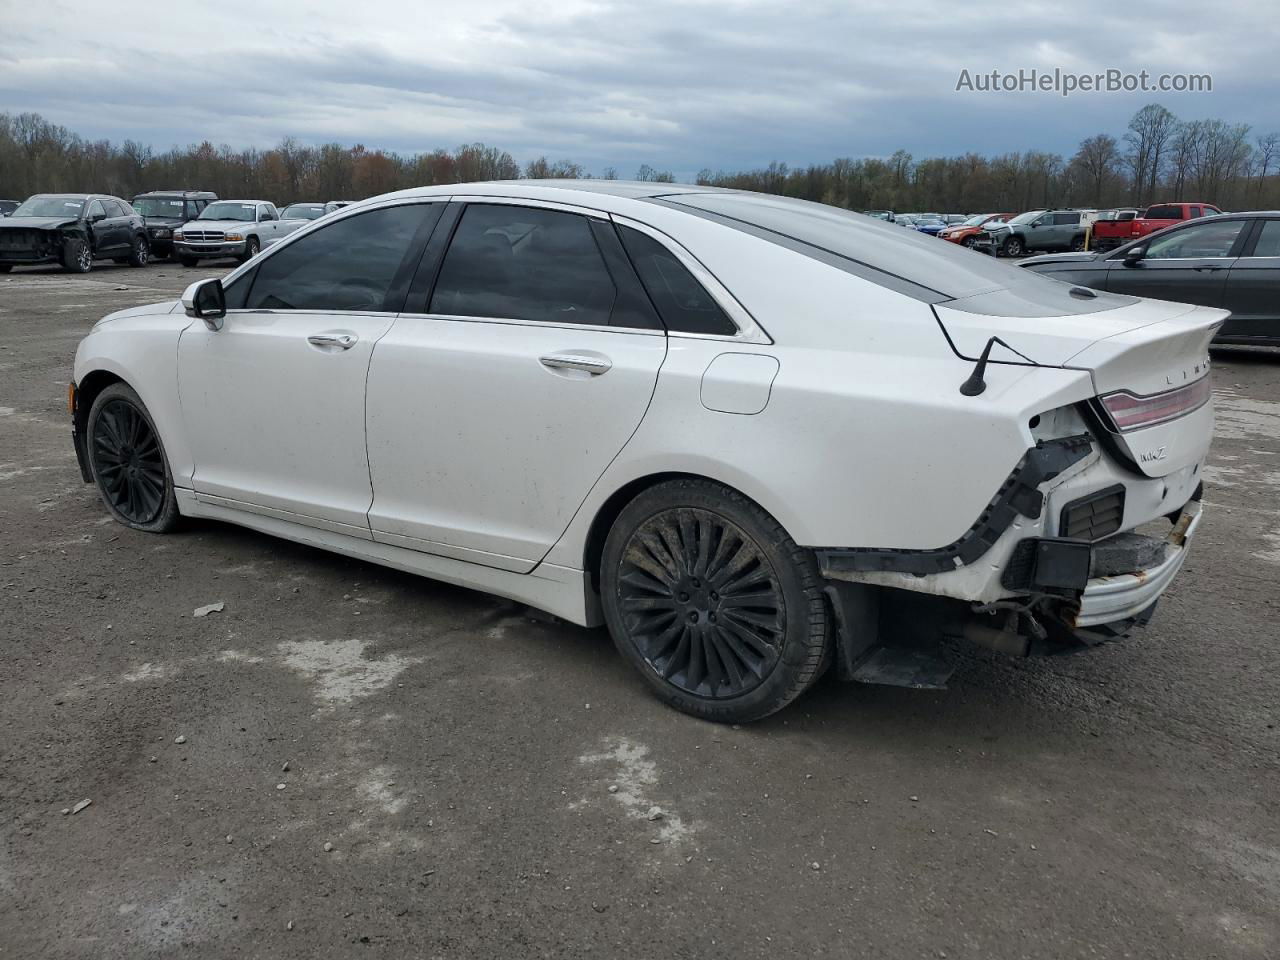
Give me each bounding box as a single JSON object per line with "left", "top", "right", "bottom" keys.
{"left": 578, "top": 737, "right": 692, "bottom": 844}
{"left": 276, "top": 638, "right": 421, "bottom": 706}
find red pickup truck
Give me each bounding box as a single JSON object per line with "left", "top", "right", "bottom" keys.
{"left": 1090, "top": 202, "right": 1223, "bottom": 252}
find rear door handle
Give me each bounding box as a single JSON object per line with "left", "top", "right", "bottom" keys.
{"left": 307, "top": 333, "right": 357, "bottom": 350}
{"left": 539, "top": 353, "right": 612, "bottom": 375}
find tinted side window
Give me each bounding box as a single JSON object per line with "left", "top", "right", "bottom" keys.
{"left": 246, "top": 204, "right": 429, "bottom": 311}
{"left": 1053, "top": 213, "right": 1080, "bottom": 226}
{"left": 1145, "top": 219, "right": 1246, "bottom": 259}
{"left": 618, "top": 226, "right": 736, "bottom": 336}
{"left": 1145, "top": 205, "right": 1181, "bottom": 220}
{"left": 430, "top": 205, "right": 616, "bottom": 326}
{"left": 1249, "top": 220, "right": 1280, "bottom": 258}
{"left": 87, "top": 200, "right": 106, "bottom": 220}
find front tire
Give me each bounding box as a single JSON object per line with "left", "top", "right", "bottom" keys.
{"left": 62, "top": 237, "right": 93, "bottom": 273}
{"left": 1001, "top": 236, "right": 1024, "bottom": 258}
{"left": 179, "top": 255, "right": 198, "bottom": 267}
{"left": 238, "top": 236, "right": 260, "bottom": 264}
{"left": 601, "top": 479, "right": 829, "bottom": 723}
{"left": 961, "top": 236, "right": 977, "bottom": 248}
{"left": 86, "top": 383, "right": 180, "bottom": 533}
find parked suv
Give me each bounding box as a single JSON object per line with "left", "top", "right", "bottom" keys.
{"left": 0, "top": 194, "right": 149, "bottom": 273}
{"left": 173, "top": 200, "right": 282, "bottom": 266}
{"left": 976, "top": 209, "right": 1091, "bottom": 257}
{"left": 131, "top": 191, "right": 217, "bottom": 260}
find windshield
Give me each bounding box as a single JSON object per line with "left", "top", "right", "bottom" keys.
{"left": 132, "top": 197, "right": 190, "bottom": 218}
{"left": 281, "top": 204, "right": 326, "bottom": 220}
{"left": 1006, "top": 211, "right": 1043, "bottom": 226}
{"left": 962, "top": 215, "right": 989, "bottom": 226}
{"left": 13, "top": 196, "right": 85, "bottom": 218}
{"left": 200, "top": 202, "right": 257, "bottom": 222}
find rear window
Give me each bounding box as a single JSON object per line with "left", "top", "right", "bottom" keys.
{"left": 1144, "top": 205, "right": 1183, "bottom": 220}
{"left": 657, "top": 191, "right": 1134, "bottom": 317}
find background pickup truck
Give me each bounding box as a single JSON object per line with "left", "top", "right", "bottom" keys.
{"left": 1091, "top": 202, "right": 1222, "bottom": 251}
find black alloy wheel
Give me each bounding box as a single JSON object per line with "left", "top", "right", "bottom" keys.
{"left": 86, "top": 383, "right": 179, "bottom": 532}
{"left": 129, "top": 234, "right": 150, "bottom": 266}
{"left": 601, "top": 479, "right": 830, "bottom": 722}
{"left": 616, "top": 506, "right": 785, "bottom": 699}
{"left": 91, "top": 399, "right": 166, "bottom": 524}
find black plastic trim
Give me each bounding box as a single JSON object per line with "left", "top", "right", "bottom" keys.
{"left": 815, "top": 434, "right": 1094, "bottom": 577}
{"left": 1058, "top": 483, "right": 1125, "bottom": 540}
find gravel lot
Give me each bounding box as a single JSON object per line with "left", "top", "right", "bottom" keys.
{"left": 2, "top": 261, "right": 1279, "bottom": 959}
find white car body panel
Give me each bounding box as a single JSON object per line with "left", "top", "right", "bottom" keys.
{"left": 365, "top": 315, "right": 667, "bottom": 571}
{"left": 176, "top": 310, "right": 395, "bottom": 532}
{"left": 73, "top": 181, "right": 1219, "bottom": 636}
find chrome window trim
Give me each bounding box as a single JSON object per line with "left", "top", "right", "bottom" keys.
{"left": 447, "top": 194, "right": 611, "bottom": 217}
{"left": 222, "top": 308, "right": 398, "bottom": 319}
{"left": 391, "top": 312, "right": 665, "bottom": 337}
{"left": 608, "top": 213, "right": 772, "bottom": 344}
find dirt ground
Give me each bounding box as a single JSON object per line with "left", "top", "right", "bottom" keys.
{"left": 2, "top": 260, "right": 1279, "bottom": 959}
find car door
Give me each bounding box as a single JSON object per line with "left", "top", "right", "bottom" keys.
{"left": 177, "top": 201, "right": 439, "bottom": 535}
{"left": 1056, "top": 212, "right": 1081, "bottom": 248}
{"left": 106, "top": 199, "right": 136, "bottom": 253}
{"left": 364, "top": 199, "right": 668, "bottom": 572}
{"left": 1221, "top": 218, "right": 1280, "bottom": 343}
{"left": 255, "top": 203, "right": 278, "bottom": 243}
{"left": 85, "top": 199, "right": 114, "bottom": 256}
{"left": 1024, "top": 213, "right": 1054, "bottom": 251}
{"left": 1104, "top": 217, "right": 1248, "bottom": 308}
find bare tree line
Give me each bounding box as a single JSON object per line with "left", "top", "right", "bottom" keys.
{"left": 1, "top": 104, "right": 1275, "bottom": 212}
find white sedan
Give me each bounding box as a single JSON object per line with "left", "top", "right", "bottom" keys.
{"left": 70, "top": 181, "right": 1218, "bottom": 722}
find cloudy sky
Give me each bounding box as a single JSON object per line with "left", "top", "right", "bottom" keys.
{"left": 1, "top": 0, "right": 1274, "bottom": 178}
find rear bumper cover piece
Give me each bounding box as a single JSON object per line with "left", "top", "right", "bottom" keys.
{"left": 1074, "top": 501, "right": 1202, "bottom": 628}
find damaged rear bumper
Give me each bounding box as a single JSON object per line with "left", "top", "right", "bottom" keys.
{"left": 1074, "top": 502, "right": 1201, "bottom": 628}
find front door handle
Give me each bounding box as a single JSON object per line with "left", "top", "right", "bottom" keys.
{"left": 1193, "top": 264, "right": 1224, "bottom": 272}
{"left": 539, "top": 353, "right": 612, "bottom": 375}
{"left": 307, "top": 333, "right": 357, "bottom": 350}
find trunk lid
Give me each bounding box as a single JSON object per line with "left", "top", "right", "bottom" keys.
{"left": 935, "top": 294, "right": 1224, "bottom": 479}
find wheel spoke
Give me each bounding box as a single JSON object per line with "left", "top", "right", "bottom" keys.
{"left": 617, "top": 505, "right": 785, "bottom": 700}
{"left": 91, "top": 398, "right": 165, "bottom": 524}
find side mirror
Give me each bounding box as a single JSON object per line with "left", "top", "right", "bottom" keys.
{"left": 90, "top": 213, "right": 106, "bottom": 223}
{"left": 182, "top": 278, "right": 227, "bottom": 330}
{"left": 1123, "top": 245, "right": 1146, "bottom": 265}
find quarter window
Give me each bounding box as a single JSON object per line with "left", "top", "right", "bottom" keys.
{"left": 618, "top": 226, "right": 736, "bottom": 336}
{"left": 245, "top": 204, "right": 429, "bottom": 312}
{"left": 1143, "top": 219, "right": 1246, "bottom": 259}
{"left": 430, "top": 205, "right": 616, "bottom": 326}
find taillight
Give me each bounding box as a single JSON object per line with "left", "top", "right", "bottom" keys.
{"left": 1100, "top": 376, "right": 1212, "bottom": 431}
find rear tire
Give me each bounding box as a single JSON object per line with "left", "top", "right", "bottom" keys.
{"left": 0, "top": 264, "right": 11, "bottom": 273}
{"left": 62, "top": 237, "right": 92, "bottom": 273}
{"left": 127, "top": 234, "right": 149, "bottom": 267}
{"left": 86, "top": 383, "right": 180, "bottom": 533}
{"left": 1069, "top": 236, "right": 1086, "bottom": 252}
{"left": 600, "top": 479, "right": 829, "bottom": 723}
